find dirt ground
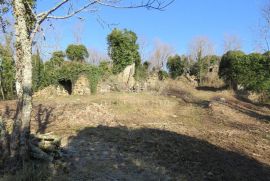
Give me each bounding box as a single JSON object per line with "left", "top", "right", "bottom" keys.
{"left": 1, "top": 80, "right": 270, "bottom": 181}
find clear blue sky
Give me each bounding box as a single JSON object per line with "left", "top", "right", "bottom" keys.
{"left": 37, "top": 0, "right": 266, "bottom": 59}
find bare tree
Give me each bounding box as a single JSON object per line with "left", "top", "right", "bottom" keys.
{"left": 87, "top": 47, "right": 110, "bottom": 65}
{"left": 73, "top": 20, "right": 85, "bottom": 44}
{"left": 223, "top": 34, "right": 242, "bottom": 53}
{"left": 149, "top": 39, "right": 174, "bottom": 70}
{"left": 257, "top": 0, "right": 270, "bottom": 52}
{"left": 138, "top": 35, "right": 150, "bottom": 61}
{"left": 9, "top": 0, "right": 175, "bottom": 161}
{"left": 188, "top": 36, "right": 215, "bottom": 84}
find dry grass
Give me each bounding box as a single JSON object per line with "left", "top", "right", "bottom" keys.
{"left": 1, "top": 79, "right": 270, "bottom": 180}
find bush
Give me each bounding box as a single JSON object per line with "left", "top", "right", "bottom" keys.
{"left": 135, "top": 64, "right": 148, "bottom": 81}
{"left": 242, "top": 53, "right": 270, "bottom": 93}
{"left": 158, "top": 70, "right": 169, "bottom": 80}
{"left": 143, "top": 61, "right": 150, "bottom": 70}
{"left": 219, "top": 51, "right": 270, "bottom": 94}
{"left": 99, "top": 61, "right": 112, "bottom": 79}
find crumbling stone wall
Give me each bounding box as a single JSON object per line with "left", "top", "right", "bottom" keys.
{"left": 33, "top": 85, "right": 69, "bottom": 98}
{"left": 72, "top": 75, "right": 91, "bottom": 95}
{"left": 201, "top": 65, "right": 224, "bottom": 87}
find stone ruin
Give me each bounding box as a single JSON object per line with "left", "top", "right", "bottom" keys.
{"left": 34, "top": 63, "right": 163, "bottom": 97}
{"left": 97, "top": 63, "right": 163, "bottom": 93}
{"left": 97, "top": 63, "right": 137, "bottom": 93}
{"left": 34, "top": 74, "right": 91, "bottom": 97}
{"left": 72, "top": 75, "right": 91, "bottom": 96}
{"left": 201, "top": 64, "right": 224, "bottom": 87}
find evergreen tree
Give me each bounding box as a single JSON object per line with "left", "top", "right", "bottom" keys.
{"left": 0, "top": 44, "right": 16, "bottom": 100}
{"left": 32, "top": 50, "right": 45, "bottom": 91}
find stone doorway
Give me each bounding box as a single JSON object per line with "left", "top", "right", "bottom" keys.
{"left": 58, "top": 80, "right": 72, "bottom": 95}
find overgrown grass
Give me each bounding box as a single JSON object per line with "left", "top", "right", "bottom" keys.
{"left": 1, "top": 161, "right": 51, "bottom": 181}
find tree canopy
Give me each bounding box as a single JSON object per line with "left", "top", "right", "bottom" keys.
{"left": 166, "top": 55, "right": 185, "bottom": 79}
{"left": 219, "top": 50, "right": 245, "bottom": 90}
{"left": 107, "top": 28, "right": 141, "bottom": 74}
{"left": 66, "top": 44, "right": 89, "bottom": 63}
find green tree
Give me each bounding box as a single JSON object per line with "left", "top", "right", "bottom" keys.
{"left": 50, "top": 51, "right": 65, "bottom": 67}
{"left": 219, "top": 51, "right": 246, "bottom": 90}
{"left": 66, "top": 44, "right": 89, "bottom": 63}
{"left": 0, "top": 44, "right": 15, "bottom": 100}
{"left": 32, "top": 51, "right": 45, "bottom": 91}
{"left": 158, "top": 70, "right": 169, "bottom": 80}
{"left": 190, "top": 62, "right": 200, "bottom": 78}
{"left": 99, "top": 61, "right": 112, "bottom": 79}
{"left": 242, "top": 53, "right": 270, "bottom": 93}
{"left": 107, "top": 29, "right": 141, "bottom": 74}
{"left": 42, "top": 52, "right": 66, "bottom": 87}
{"left": 166, "top": 55, "right": 185, "bottom": 79}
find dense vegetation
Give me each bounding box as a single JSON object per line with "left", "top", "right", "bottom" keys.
{"left": 1, "top": 28, "right": 270, "bottom": 100}
{"left": 107, "top": 29, "right": 141, "bottom": 74}
{"left": 0, "top": 43, "right": 15, "bottom": 100}
{"left": 166, "top": 55, "right": 185, "bottom": 79}
{"left": 219, "top": 51, "right": 270, "bottom": 94}
{"left": 66, "top": 44, "right": 89, "bottom": 63}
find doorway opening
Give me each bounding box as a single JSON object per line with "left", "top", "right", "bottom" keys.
{"left": 58, "top": 79, "right": 72, "bottom": 95}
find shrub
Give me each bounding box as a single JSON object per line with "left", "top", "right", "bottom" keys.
{"left": 242, "top": 53, "right": 270, "bottom": 93}
{"left": 158, "top": 70, "right": 169, "bottom": 80}
{"left": 219, "top": 51, "right": 270, "bottom": 94}
{"left": 99, "top": 61, "right": 112, "bottom": 79}
{"left": 143, "top": 61, "right": 150, "bottom": 70}
{"left": 135, "top": 64, "right": 148, "bottom": 81}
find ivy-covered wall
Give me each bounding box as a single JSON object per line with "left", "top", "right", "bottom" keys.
{"left": 42, "top": 62, "right": 102, "bottom": 94}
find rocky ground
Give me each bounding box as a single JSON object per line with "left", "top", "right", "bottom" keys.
{"left": 1, "top": 80, "right": 270, "bottom": 180}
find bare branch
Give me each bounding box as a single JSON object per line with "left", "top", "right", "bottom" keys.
{"left": 31, "top": 1, "right": 99, "bottom": 42}
{"left": 47, "top": 6, "right": 97, "bottom": 20}
{"left": 30, "top": 0, "right": 175, "bottom": 43}
{"left": 36, "top": 0, "right": 70, "bottom": 19}
{"left": 96, "top": 0, "right": 175, "bottom": 11}
{"left": 25, "top": 1, "right": 37, "bottom": 21}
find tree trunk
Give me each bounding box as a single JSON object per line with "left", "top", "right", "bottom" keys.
{"left": 0, "top": 76, "right": 5, "bottom": 100}
{"left": 13, "top": 14, "right": 23, "bottom": 99}
{"left": 12, "top": 0, "right": 33, "bottom": 161}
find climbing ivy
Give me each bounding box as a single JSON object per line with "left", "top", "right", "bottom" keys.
{"left": 43, "top": 61, "right": 102, "bottom": 94}
{"left": 107, "top": 29, "right": 141, "bottom": 74}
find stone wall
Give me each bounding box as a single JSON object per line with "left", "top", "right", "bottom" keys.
{"left": 201, "top": 65, "right": 224, "bottom": 87}
{"left": 33, "top": 85, "right": 69, "bottom": 98}
{"left": 72, "top": 75, "right": 91, "bottom": 95}
{"left": 116, "top": 63, "right": 136, "bottom": 88}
